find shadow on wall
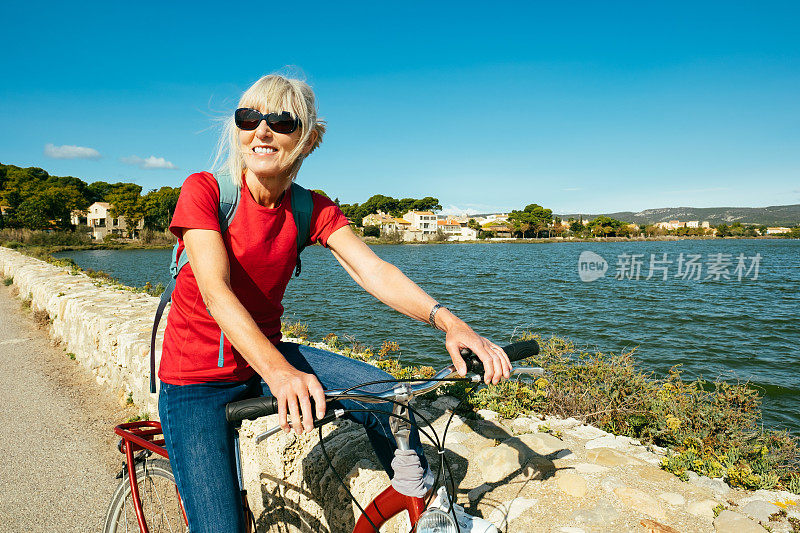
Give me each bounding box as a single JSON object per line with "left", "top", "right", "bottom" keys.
{"left": 249, "top": 412, "right": 562, "bottom": 532}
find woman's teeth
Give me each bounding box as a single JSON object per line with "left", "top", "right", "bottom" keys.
{"left": 253, "top": 147, "right": 277, "bottom": 153}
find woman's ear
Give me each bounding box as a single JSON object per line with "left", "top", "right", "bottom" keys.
{"left": 302, "top": 129, "right": 319, "bottom": 155}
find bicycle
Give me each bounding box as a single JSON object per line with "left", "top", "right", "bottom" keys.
{"left": 104, "top": 339, "right": 542, "bottom": 533}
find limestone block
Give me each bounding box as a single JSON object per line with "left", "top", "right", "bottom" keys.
{"left": 713, "top": 510, "right": 765, "bottom": 533}
{"left": 587, "top": 448, "right": 642, "bottom": 467}
{"left": 488, "top": 497, "right": 538, "bottom": 529}
{"left": 556, "top": 472, "right": 588, "bottom": 498}
{"left": 687, "top": 499, "right": 719, "bottom": 518}
{"left": 631, "top": 464, "right": 678, "bottom": 484}
{"left": 477, "top": 409, "right": 499, "bottom": 420}
{"left": 570, "top": 498, "right": 619, "bottom": 526}
{"left": 585, "top": 434, "right": 631, "bottom": 450}
{"left": 658, "top": 492, "right": 686, "bottom": 506}
{"left": 566, "top": 424, "right": 608, "bottom": 440}
{"left": 613, "top": 486, "right": 667, "bottom": 521}
{"left": 501, "top": 432, "right": 567, "bottom": 458}
{"left": 740, "top": 500, "right": 781, "bottom": 523}
{"left": 691, "top": 475, "right": 731, "bottom": 496}
{"left": 469, "top": 419, "right": 511, "bottom": 440}
{"left": 573, "top": 462, "right": 609, "bottom": 475}
{"left": 475, "top": 444, "right": 525, "bottom": 483}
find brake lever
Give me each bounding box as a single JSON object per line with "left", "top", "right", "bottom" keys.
{"left": 513, "top": 367, "right": 545, "bottom": 376}
{"left": 255, "top": 409, "right": 345, "bottom": 444}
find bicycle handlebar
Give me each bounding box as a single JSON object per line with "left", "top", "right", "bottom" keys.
{"left": 224, "top": 339, "right": 540, "bottom": 426}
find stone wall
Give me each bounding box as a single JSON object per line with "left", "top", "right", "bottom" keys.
{"left": 2, "top": 246, "right": 799, "bottom": 532}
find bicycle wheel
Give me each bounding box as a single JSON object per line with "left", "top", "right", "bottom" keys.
{"left": 103, "top": 457, "right": 188, "bottom": 533}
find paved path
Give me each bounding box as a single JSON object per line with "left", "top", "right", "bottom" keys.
{"left": 0, "top": 284, "right": 136, "bottom": 532}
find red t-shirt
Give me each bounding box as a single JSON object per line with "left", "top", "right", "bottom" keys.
{"left": 159, "top": 171, "right": 350, "bottom": 385}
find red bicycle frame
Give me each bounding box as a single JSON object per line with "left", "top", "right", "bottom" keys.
{"left": 353, "top": 486, "right": 426, "bottom": 532}
{"left": 114, "top": 421, "right": 187, "bottom": 533}
{"left": 114, "top": 421, "right": 427, "bottom": 533}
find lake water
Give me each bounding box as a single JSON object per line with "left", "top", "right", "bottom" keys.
{"left": 55, "top": 239, "right": 800, "bottom": 433}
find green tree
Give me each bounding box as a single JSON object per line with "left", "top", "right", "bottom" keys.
{"left": 508, "top": 203, "right": 553, "bottom": 238}
{"left": 142, "top": 186, "right": 181, "bottom": 231}
{"left": 107, "top": 183, "right": 144, "bottom": 236}
{"left": 586, "top": 216, "right": 626, "bottom": 237}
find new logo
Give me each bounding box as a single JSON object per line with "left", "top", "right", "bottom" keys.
{"left": 578, "top": 251, "right": 608, "bottom": 282}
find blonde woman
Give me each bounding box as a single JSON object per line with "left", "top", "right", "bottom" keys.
{"left": 158, "top": 73, "right": 511, "bottom": 531}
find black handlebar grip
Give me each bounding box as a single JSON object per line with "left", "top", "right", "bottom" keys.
{"left": 503, "top": 339, "right": 540, "bottom": 362}
{"left": 225, "top": 396, "right": 278, "bottom": 426}
{"left": 459, "top": 339, "right": 541, "bottom": 376}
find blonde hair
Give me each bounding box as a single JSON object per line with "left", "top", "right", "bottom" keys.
{"left": 213, "top": 74, "right": 326, "bottom": 187}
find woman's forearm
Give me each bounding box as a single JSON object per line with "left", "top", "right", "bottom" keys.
{"left": 203, "top": 282, "right": 290, "bottom": 376}
{"left": 356, "top": 259, "right": 463, "bottom": 332}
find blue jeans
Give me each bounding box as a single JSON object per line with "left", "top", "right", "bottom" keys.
{"left": 158, "top": 341, "right": 431, "bottom": 533}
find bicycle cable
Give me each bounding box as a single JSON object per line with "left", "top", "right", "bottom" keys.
{"left": 316, "top": 407, "right": 443, "bottom": 533}
{"left": 312, "top": 374, "right": 489, "bottom": 533}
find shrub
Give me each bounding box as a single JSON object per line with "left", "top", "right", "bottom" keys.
{"left": 2, "top": 276, "right": 12, "bottom": 286}
{"left": 363, "top": 225, "right": 380, "bottom": 238}
{"left": 0, "top": 229, "right": 91, "bottom": 247}
{"left": 281, "top": 320, "right": 309, "bottom": 340}
{"left": 141, "top": 229, "right": 176, "bottom": 246}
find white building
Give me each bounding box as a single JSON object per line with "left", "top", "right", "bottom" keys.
{"left": 766, "top": 227, "right": 791, "bottom": 235}
{"left": 71, "top": 201, "right": 144, "bottom": 240}
{"left": 403, "top": 211, "right": 438, "bottom": 235}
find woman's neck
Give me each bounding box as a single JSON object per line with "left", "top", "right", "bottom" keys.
{"left": 244, "top": 170, "right": 290, "bottom": 208}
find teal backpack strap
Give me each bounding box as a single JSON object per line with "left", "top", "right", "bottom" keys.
{"left": 215, "top": 172, "right": 241, "bottom": 232}
{"left": 290, "top": 182, "right": 313, "bottom": 276}
{"left": 150, "top": 172, "right": 243, "bottom": 392}
{"left": 212, "top": 172, "right": 241, "bottom": 368}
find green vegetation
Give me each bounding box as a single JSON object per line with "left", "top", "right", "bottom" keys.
{"left": 281, "top": 320, "right": 310, "bottom": 340}
{"left": 568, "top": 216, "right": 641, "bottom": 238}
{"left": 0, "top": 163, "right": 180, "bottom": 235}
{"left": 339, "top": 194, "right": 442, "bottom": 226}
{"left": 508, "top": 204, "right": 556, "bottom": 238}
{"left": 67, "top": 352, "right": 76, "bottom": 360}
{"left": 2, "top": 276, "right": 12, "bottom": 286}
{"left": 126, "top": 412, "right": 150, "bottom": 423}
{"left": 296, "top": 326, "right": 799, "bottom": 493}
{"left": 363, "top": 225, "right": 381, "bottom": 238}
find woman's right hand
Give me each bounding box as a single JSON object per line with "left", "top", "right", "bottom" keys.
{"left": 265, "top": 364, "right": 327, "bottom": 435}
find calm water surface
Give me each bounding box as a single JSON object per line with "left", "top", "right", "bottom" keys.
{"left": 56, "top": 240, "right": 800, "bottom": 433}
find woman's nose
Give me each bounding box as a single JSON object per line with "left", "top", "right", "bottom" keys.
{"left": 254, "top": 119, "right": 272, "bottom": 138}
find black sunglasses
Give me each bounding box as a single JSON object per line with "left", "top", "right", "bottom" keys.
{"left": 234, "top": 108, "right": 301, "bottom": 134}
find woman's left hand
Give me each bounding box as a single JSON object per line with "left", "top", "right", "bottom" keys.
{"left": 444, "top": 320, "right": 511, "bottom": 385}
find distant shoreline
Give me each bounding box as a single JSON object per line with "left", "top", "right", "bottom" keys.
{"left": 360, "top": 235, "right": 796, "bottom": 245}
{"left": 3, "top": 234, "right": 795, "bottom": 255}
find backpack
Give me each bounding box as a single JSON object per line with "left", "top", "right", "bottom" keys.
{"left": 149, "top": 172, "right": 314, "bottom": 393}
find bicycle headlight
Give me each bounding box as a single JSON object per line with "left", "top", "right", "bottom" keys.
{"left": 416, "top": 508, "right": 457, "bottom": 533}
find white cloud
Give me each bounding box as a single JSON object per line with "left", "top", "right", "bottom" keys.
{"left": 562, "top": 187, "right": 582, "bottom": 192}
{"left": 121, "top": 155, "right": 178, "bottom": 170}
{"left": 44, "top": 143, "right": 101, "bottom": 159}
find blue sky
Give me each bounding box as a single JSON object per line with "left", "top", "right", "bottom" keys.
{"left": 1, "top": 1, "right": 798, "bottom": 215}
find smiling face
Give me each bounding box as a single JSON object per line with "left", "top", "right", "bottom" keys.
{"left": 217, "top": 75, "right": 326, "bottom": 189}
{"left": 238, "top": 109, "right": 303, "bottom": 181}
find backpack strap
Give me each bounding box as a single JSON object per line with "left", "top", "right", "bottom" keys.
{"left": 216, "top": 172, "right": 241, "bottom": 233}
{"left": 290, "top": 182, "right": 313, "bottom": 276}
{"left": 150, "top": 172, "right": 242, "bottom": 393}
